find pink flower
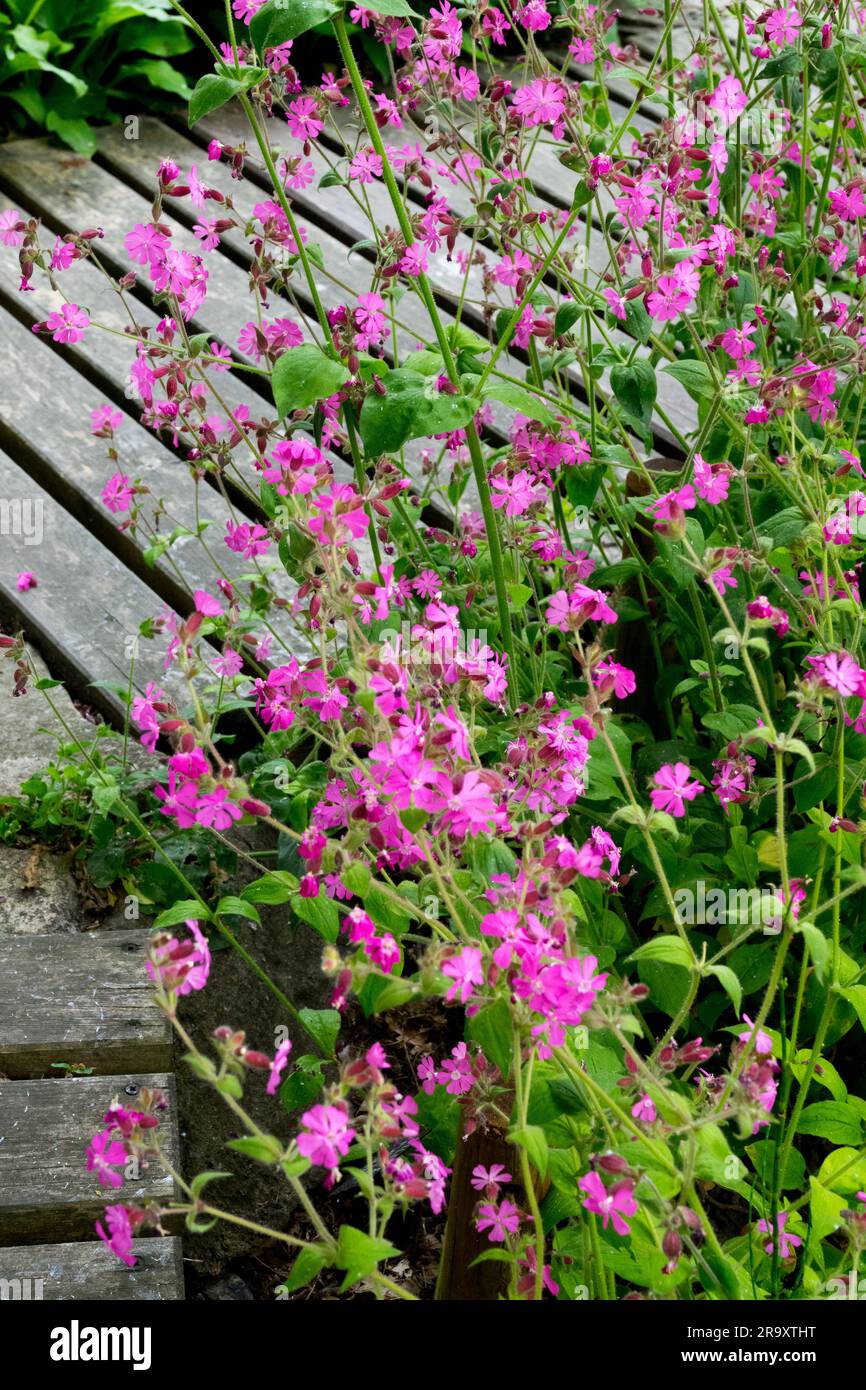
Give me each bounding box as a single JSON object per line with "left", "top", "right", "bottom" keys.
{"left": 86, "top": 1131, "right": 128, "bottom": 1189}
{"left": 593, "top": 660, "right": 636, "bottom": 699}
{"left": 476, "top": 1198, "right": 522, "bottom": 1242}
{"left": 0, "top": 208, "right": 25, "bottom": 247}
{"left": 96, "top": 1204, "right": 136, "bottom": 1267}
{"left": 579, "top": 1170, "right": 637, "bottom": 1235}
{"left": 512, "top": 78, "right": 566, "bottom": 128}
{"left": 738, "top": 1013, "right": 774, "bottom": 1057}
{"left": 441, "top": 946, "right": 484, "bottom": 1003}
{"left": 43, "top": 303, "right": 89, "bottom": 344}
{"left": 349, "top": 148, "right": 383, "bottom": 183}
{"left": 286, "top": 96, "right": 323, "bottom": 141}
{"left": 266, "top": 1040, "right": 293, "bottom": 1096}
{"left": 756, "top": 1210, "right": 802, "bottom": 1259}
{"left": 194, "top": 589, "right": 224, "bottom": 617}
{"left": 297, "top": 1104, "right": 356, "bottom": 1176}
{"left": 650, "top": 762, "right": 704, "bottom": 817}
{"left": 102, "top": 473, "right": 134, "bottom": 514}
{"left": 399, "top": 241, "right": 428, "bottom": 277}
{"left": 707, "top": 564, "right": 737, "bottom": 594}
{"left": 647, "top": 275, "right": 694, "bottom": 321}
{"left": 708, "top": 75, "right": 747, "bottom": 126}
{"left": 806, "top": 650, "right": 866, "bottom": 698}
{"left": 648, "top": 484, "right": 697, "bottom": 538}
{"left": 471, "top": 1163, "right": 512, "bottom": 1193}
{"left": 16, "top": 571, "right": 36, "bottom": 591}
{"left": 631, "top": 1093, "right": 657, "bottom": 1124}
{"left": 146, "top": 920, "right": 211, "bottom": 995}
{"left": 694, "top": 454, "right": 733, "bottom": 504}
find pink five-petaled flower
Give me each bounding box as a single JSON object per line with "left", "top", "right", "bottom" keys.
{"left": 476, "top": 1197, "right": 522, "bottom": 1242}
{"left": 579, "top": 1170, "right": 638, "bottom": 1235}
{"left": 708, "top": 74, "right": 747, "bottom": 126}
{"left": 756, "top": 1210, "right": 802, "bottom": 1259}
{"left": 96, "top": 1204, "right": 137, "bottom": 1267}
{"left": 646, "top": 274, "right": 694, "bottom": 322}
{"left": 511, "top": 78, "right": 565, "bottom": 128}
{"left": 102, "top": 473, "right": 135, "bottom": 514}
{"left": 42, "top": 303, "right": 90, "bottom": 344}
{"left": 296, "top": 1104, "right": 356, "bottom": 1179}
{"left": 650, "top": 762, "right": 704, "bottom": 817}
{"left": 471, "top": 1163, "right": 512, "bottom": 1194}
{"left": 441, "top": 946, "right": 484, "bottom": 1003}
{"left": 86, "top": 1130, "right": 128, "bottom": 1189}
{"left": 266, "top": 1039, "right": 293, "bottom": 1096}
{"left": 593, "top": 660, "right": 636, "bottom": 699}
{"left": 16, "top": 571, "right": 36, "bottom": 591}
{"left": 631, "top": 1093, "right": 657, "bottom": 1124}
{"left": 649, "top": 484, "right": 696, "bottom": 536}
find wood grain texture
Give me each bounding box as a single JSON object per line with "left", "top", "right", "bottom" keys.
{"left": 0, "top": 1237, "right": 183, "bottom": 1300}
{"left": 0, "top": 448, "right": 186, "bottom": 718}
{"left": 0, "top": 1072, "right": 178, "bottom": 1244}
{"left": 0, "top": 930, "right": 171, "bottom": 1079}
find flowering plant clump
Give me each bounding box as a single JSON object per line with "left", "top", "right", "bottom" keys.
{"left": 6, "top": 0, "right": 866, "bottom": 1302}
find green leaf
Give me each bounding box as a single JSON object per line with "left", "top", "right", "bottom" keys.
{"left": 251, "top": 0, "right": 342, "bottom": 50}
{"left": 836, "top": 983, "right": 866, "bottom": 1032}
{"left": 507, "top": 583, "right": 532, "bottom": 610}
{"left": 797, "top": 1101, "right": 864, "bottom": 1146}
{"left": 292, "top": 892, "right": 340, "bottom": 942}
{"left": 817, "top": 1147, "right": 866, "bottom": 1194}
{"left": 341, "top": 861, "right": 371, "bottom": 897}
{"left": 483, "top": 381, "right": 555, "bottom": 425}
{"left": 189, "top": 1170, "right": 233, "bottom": 1198}
{"left": 808, "top": 1177, "right": 846, "bottom": 1250}
{"left": 510, "top": 1124, "right": 549, "bottom": 1178}
{"left": 298, "top": 1007, "right": 341, "bottom": 1057}
{"left": 629, "top": 935, "right": 694, "bottom": 969}
{"left": 554, "top": 302, "right": 583, "bottom": 337}
{"left": 360, "top": 369, "right": 476, "bottom": 455}
{"left": 152, "top": 899, "right": 209, "bottom": 929}
{"left": 271, "top": 344, "right": 351, "bottom": 416}
{"left": 226, "top": 1134, "right": 284, "bottom": 1163}
{"left": 280, "top": 1063, "right": 324, "bottom": 1115}
{"left": 216, "top": 894, "right": 261, "bottom": 924}
{"left": 622, "top": 296, "right": 652, "bottom": 345}
{"left": 282, "top": 1244, "right": 331, "bottom": 1294}
{"left": 610, "top": 359, "right": 657, "bottom": 424}
{"left": 571, "top": 178, "right": 594, "bottom": 209}
{"left": 466, "top": 998, "right": 512, "bottom": 1079}
{"left": 117, "top": 58, "right": 193, "bottom": 98}
{"left": 188, "top": 68, "right": 264, "bottom": 126}
{"left": 746, "top": 1139, "right": 805, "bottom": 1191}
{"left": 663, "top": 359, "right": 715, "bottom": 402}
{"left": 706, "top": 963, "right": 742, "bottom": 1017}
{"left": 798, "top": 922, "right": 831, "bottom": 985}
{"left": 241, "top": 871, "right": 299, "bottom": 905}
{"left": 335, "top": 1225, "right": 399, "bottom": 1291}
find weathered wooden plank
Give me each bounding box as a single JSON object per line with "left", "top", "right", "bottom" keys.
{"left": 92, "top": 121, "right": 543, "bottom": 451}
{"left": 0, "top": 281, "right": 304, "bottom": 615}
{"left": 0, "top": 1072, "right": 178, "bottom": 1244}
{"left": 0, "top": 447, "right": 186, "bottom": 719}
{"left": 0, "top": 1237, "right": 184, "bottom": 1300}
{"left": 0, "top": 930, "right": 171, "bottom": 1079}
{"left": 0, "top": 138, "right": 468, "bottom": 510}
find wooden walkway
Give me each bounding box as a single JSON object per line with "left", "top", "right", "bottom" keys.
{"left": 0, "top": 55, "right": 682, "bottom": 1298}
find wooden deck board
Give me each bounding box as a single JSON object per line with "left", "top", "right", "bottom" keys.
{"left": 0, "top": 448, "right": 188, "bottom": 717}
{"left": 0, "top": 1072, "right": 178, "bottom": 1244}
{"left": 0, "top": 930, "right": 172, "bottom": 1080}
{"left": 0, "top": 1237, "right": 184, "bottom": 1300}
